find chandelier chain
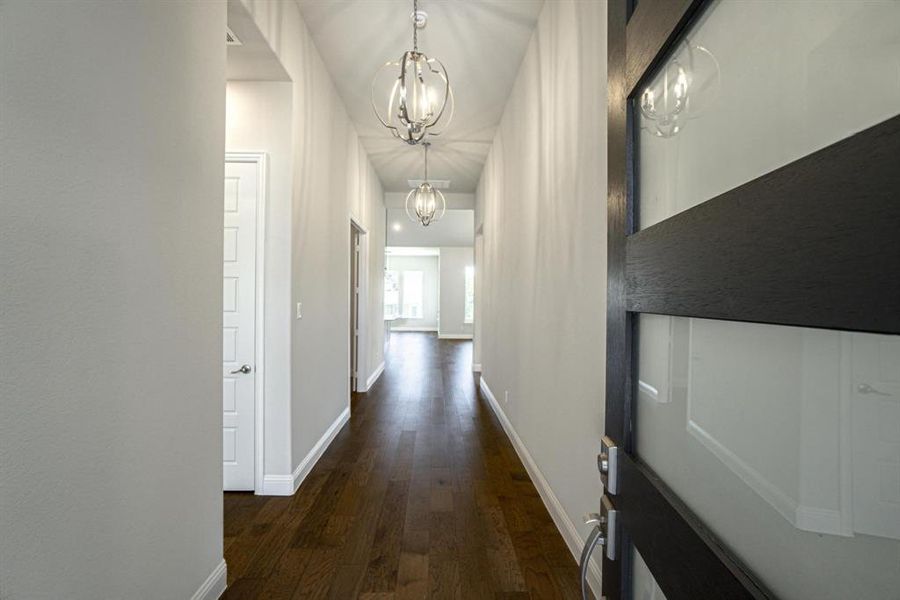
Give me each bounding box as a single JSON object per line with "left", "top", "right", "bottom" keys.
{"left": 413, "top": 0, "right": 418, "bottom": 52}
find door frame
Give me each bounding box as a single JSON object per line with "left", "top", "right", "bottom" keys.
{"left": 603, "top": 1, "right": 900, "bottom": 598}
{"left": 225, "top": 152, "right": 267, "bottom": 494}
{"left": 349, "top": 215, "right": 368, "bottom": 395}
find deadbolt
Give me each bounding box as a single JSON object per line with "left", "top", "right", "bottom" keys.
{"left": 599, "top": 435, "right": 619, "bottom": 495}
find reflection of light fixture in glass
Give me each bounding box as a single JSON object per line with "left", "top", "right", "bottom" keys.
{"left": 392, "top": 222, "right": 402, "bottom": 232}
{"left": 406, "top": 143, "right": 446, "bottom": 227}
{"left": 640, "top": 40, "right": 720, "bottom": 138}
{"left": 640, "top": 67, "right": 688, "bottom": 136}
{"left": 372, "top": 0, "right": 454, "bottom": 145}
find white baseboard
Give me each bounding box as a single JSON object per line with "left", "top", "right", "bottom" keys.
{"left": 261, "top": 472, "right": 295, "bottom": 496}
{"left": 191, "top": 559, "right": 227, "bottom": 600}
{"left": 260, "top": 406, "right": 350, "bottom": 496}
{"left": 362, "top": 361, "right": 385, "bottom": 392}
{"left": 479, "top": 377, "right": 602, "bottom": 597}
{"left": 438, "top": 333, "right": 473, "bottom": 340}
{"left": 390, "top": 326, "right": 438, "bottom": 332}
{"left": 472, "top": 363, "right": 483, "bottom": 373}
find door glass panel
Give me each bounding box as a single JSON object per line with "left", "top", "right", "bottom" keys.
{"left": 637, "top": 315, "right": 900, "bottom": 600}
{"left": 637, "top": 0, "right": 900, "bottom": 229}
{"left": 632, "top": 546, "right": 668, "bottom": 600}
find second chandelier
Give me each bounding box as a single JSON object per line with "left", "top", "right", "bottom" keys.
{"left": 406, "top": 143, "right": 446, "bottom": 227}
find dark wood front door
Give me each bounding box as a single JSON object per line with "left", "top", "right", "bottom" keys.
{"left": 602, "top": 0, "right": 900, "bottom": 598}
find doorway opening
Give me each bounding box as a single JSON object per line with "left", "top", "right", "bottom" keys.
{"left": 350, "top": 221, "right": 365, "bottom": 392}
{"left": 224, "top": 0, "right": 293, "bottom": 496}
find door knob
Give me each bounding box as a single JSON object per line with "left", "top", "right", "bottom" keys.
{"left": 230, "top": 364, "right": 252, "bottom": 374}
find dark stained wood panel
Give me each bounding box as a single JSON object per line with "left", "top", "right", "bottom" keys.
{"left": 223, "top": 333, "right": 587, "bottom": 599}
{"left": 626, "top": 115, "right": 900, "bottom": 335}
{"left": 605, "top": 0, "right": 631, "bottom": 596}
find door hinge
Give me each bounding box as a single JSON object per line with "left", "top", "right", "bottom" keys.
{"left": 599, "top": 435, "right": 619, "bottom": 495}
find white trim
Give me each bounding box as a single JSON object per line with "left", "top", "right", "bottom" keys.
{"left": 261, "top": 406, "right": 350, "bottom": 495}
{"left": 225, "top": 152, "right": 267, "bottom": 495}
{"left": 349, "top": 213, "right": 369, "bottom": 234}
{"left": 391, "top": 326, "right": 438, "bottom": 332}
{"left": 350, "top": 218, "right": 369, "bottom": 394}
{"left": 836, "top": 333, "right": 855, "bottom": 536}
{"left": 795, "top": 506, "right": 846, "bottom": 536}
{"left": 687, "top": 419, "right": 799, "bottom": 524}
{"left": 438, "top": 333, "right": 473, "bottom": 340}
{"left": 362, "top": 361, "right": 385, "bottom": 392}
{"left": 260, "top": 474, "right": 294, "bottom": 496}
{"left": 190, "top": 559, "right": 227, "bottom": 600}
{"left": 472, "top": 363, "right": 483, "bottom": 373}
{"left": 688, "top": 419, "right": 850, "bottom": 536}
{"left": 479, "top": 377, "right": 602, "bottom": 597}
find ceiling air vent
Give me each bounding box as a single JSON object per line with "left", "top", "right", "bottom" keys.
{"left": 408, "top": 179, "right": 450, "bottom": 190}
{"left": 226, "top": 27, "right": 242, "bottom": 46}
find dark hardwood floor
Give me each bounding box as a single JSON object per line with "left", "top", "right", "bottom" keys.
{"left": 223, "top": 333, "right": 586, "bottom": 599}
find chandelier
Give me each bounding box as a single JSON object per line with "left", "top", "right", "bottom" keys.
{"left": 372, "top": 0, "right": 454, "bottom": 145}
{"left": 639, "top": 40, "right": 720, "bottom": 138}
{"left": 406, "top": 143, "right": 446, "bottom": 227}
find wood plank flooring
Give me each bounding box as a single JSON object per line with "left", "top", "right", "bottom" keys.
{"left": 223, "top": 333, "right": 586, "bottom": 599}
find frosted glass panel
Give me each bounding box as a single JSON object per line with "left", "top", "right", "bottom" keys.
{"left": 637, "top": 0, "right": 900, "bottom": 229}
{"left": 637, "top": 315, "right": 900, "bottom": 600}
{"left": 632, "top": 546, "right": 668, "bottom": 600}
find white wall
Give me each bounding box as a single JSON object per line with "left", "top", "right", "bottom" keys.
{"left": 0, "top": 2, "right": 226, "bottom": 598}
{"left": 386, "top": 255, "right": 440, "bottom": 331}
{"left": 387, "top": 209, "right": 474, "bottom": 248}
{"left": 438, "top": 247, "right": 474, "bottom": 338}
{"left": 475, "top": 0, "right": 607, "bottom": 575}
{"left": 237, "top": 0, "right": 385, "bottom": 473}
{"left": 225, "top": 81, "right": 294, "bottom": 478}
{"left": 355, "top": 143, "right": 387, "bottom": 388}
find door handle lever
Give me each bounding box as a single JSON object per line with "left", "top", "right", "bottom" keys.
{"left": 230, "top": 364, "right": 252, "bottom": 375}
{"left": 580, "top": 514, "right": 605, "bottom": 600}
{"left": 580, "top": 497, "right": 617, "bottom": 600}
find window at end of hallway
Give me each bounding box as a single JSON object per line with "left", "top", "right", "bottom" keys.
{"left": 402, "top": 270, "right": 424, "bottom": 319}
{"left": 464, "top": 265, "right": 474, "bottom": 324}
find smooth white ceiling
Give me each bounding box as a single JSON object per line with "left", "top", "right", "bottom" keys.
{"left": 296, "top": 0, "right": 545, "bottom": 192}
{"left": 384, "top": 191, "right": 475, "bottom": 210}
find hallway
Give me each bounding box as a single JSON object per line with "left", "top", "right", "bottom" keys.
{"left": 223, "top": 333, "right": 583, "bottom": 599}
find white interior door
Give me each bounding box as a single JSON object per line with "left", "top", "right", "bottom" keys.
{"left": 223, "top": 160, "right": 258, "bottom": 491}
